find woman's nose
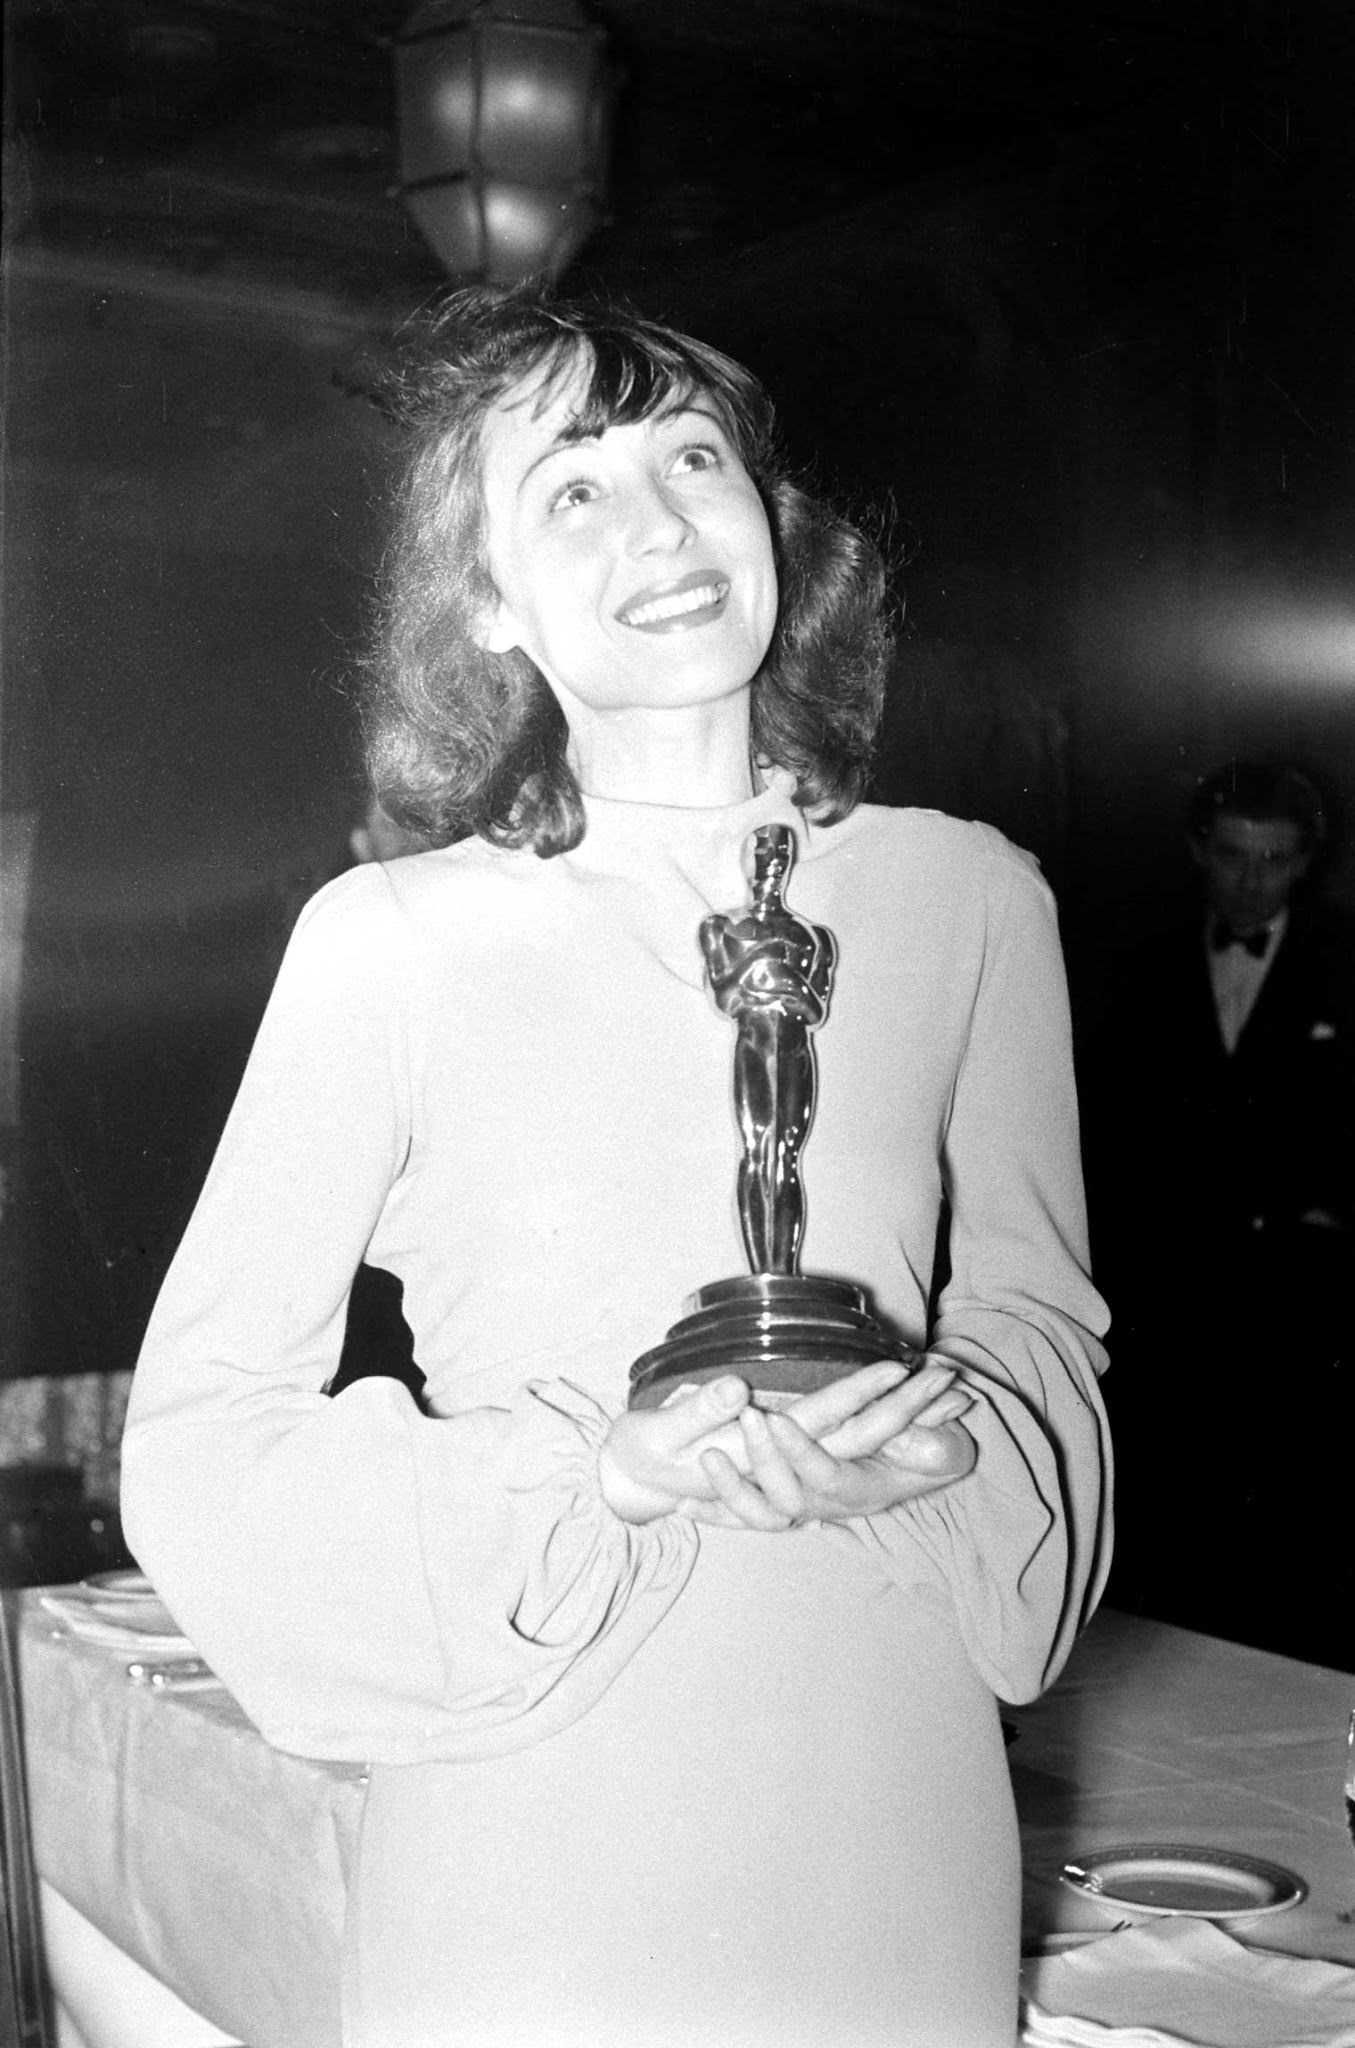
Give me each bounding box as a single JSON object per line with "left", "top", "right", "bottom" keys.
{"left": 626, "top": 476, "right": 694, "bottom": 553}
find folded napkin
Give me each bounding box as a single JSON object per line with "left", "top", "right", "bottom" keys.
{"left": 1021, "top": 1918, "right": 1355, "bottom": 2048}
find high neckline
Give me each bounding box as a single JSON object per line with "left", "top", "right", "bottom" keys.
{"left": 571, "top": 771, "right": 799, "bottom": 872}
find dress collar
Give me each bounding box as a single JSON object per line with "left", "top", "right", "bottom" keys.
{"left": 570, "top": 769, "right": 802, "bottom": 875}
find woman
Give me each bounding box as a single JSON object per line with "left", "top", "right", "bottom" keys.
{"left": 122, "top": 285, "right": 1110, "bottom": 2047}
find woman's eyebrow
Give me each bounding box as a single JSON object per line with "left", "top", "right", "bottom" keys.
{"left": 517, "top": 403, "right": 728, "bottom": 491}
{"left": 652, "top": 400, "right": 725, "bottom": 431}
{"left": 517, "top": 426, "right": 600, "bottom": 492}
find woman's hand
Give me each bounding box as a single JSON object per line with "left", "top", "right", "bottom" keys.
{"left": 701, "top": 1366, "right": 976, "bottom": 1528}
{"left": 598, "top": 1373, "right": 756, "bottom": 1526}
{"left": 598, "top": 1359, "right": 973, "bottom": 1529}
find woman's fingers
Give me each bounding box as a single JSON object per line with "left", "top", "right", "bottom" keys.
{"left": 736, "top": 1406, "right": 821, "bottom": 1518}
{"left": 882, "top": 1416, "right": 978, "bottom": 1480}
{"left": 608, "top": 1366, "right": 976, "bottom": 1530}
{"left": 812, "top": 1363, "right": 960, "bottom": 1460}
{"left": 782, "top": 1361, "right": 914, "bottom": 1438}
{"left": 762, "top": 1411, "right": 847, "bottom": 1493}
{"left": 698, "top": 1445, "right": 795, "bottom": 1531}
{"left": 689, "top": 1405, "right": 977, "bottom": 1529}
{"left": 658, "top": 1357, "right": 960, "bottom": 1464}
{"left": 656, "top": 1376, "right": 750, "bottom": 1447}
{"left": 907, "top": 1388, "right": 973, "bottom": 1430}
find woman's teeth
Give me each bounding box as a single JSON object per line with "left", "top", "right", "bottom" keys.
{"left": 621, "top": 581, "right": 727, "bottom": 627}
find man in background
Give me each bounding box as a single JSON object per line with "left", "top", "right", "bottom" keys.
{"left": 1083, "top": 759, "right": 1353, "bottom": 1669}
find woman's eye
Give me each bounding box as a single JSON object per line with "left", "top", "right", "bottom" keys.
{"left": 550, "top": 479, "right": 600, "bottom": 512}
{"left": 671, "top": 444, "right": 720, "bottom": 475}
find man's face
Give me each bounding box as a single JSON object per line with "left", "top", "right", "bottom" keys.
{"left": 1192, "top": 813, "right": 1311, "bottom": 933}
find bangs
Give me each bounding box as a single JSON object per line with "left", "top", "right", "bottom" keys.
{"left": 523, "top": 323, "right": 772, "bottom": 465}
{"left": 383, "top": 285, "right": 778, "bottom": 482}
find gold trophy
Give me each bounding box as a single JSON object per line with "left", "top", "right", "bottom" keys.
{"left": 628, "top": 822, "right": 919, "bottom": 1409}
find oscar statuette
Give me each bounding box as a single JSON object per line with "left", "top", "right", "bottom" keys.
{"left": 628, "top": 821, "right": 920, "bottom": 1410}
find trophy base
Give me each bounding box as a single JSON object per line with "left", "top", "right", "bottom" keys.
{"left": 627, "top": 1273, "right": 919, "bottom": 1410}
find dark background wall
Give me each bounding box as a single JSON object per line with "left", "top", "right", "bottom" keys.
{"left": 3, "top": 267, "right": 397, "bottom": 1376}
{"left": 3, "top": 0, "right": 1353, "bottom": 1384}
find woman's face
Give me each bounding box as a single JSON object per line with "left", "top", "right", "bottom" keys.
{"left": 474, "top": 359, "right": 778, "bottom": 725}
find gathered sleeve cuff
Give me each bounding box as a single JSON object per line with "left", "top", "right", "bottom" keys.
{"left": 858, "top": 833, "right": 1112, "bottom": 1703}
{"left": 122, "top": 1373, "right": 695, "bottom": 1763}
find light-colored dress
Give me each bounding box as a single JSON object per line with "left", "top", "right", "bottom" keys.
{"left": 121, "top": 780, "right": 1110, "bottom": 2048}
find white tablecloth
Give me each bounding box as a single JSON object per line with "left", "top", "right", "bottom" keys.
{"left": 18, "top": 1595, "right": 1355, "bottom": 2046}
{"left": 1006, "top": 1609, "right": 1354, "bottom": 1966}
{"left": 20, "top": 1588, "right": 365, "bottom": 2048}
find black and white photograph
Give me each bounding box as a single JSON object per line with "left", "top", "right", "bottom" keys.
{"left": 2, "top": 4, "right": 1352, "bottom": 2045}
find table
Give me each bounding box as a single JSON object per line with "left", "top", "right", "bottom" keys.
{"left": 20, "top": 1590, "right": 365, "bottom": 2048}
{"left": 1006, "top": 1611, "right": 1354, "bottom": 1965}
{"left": 18, "top": 1595, "right": 1354, "bottom": 2047}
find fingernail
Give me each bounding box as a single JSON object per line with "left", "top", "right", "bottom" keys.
{"left": 710, "top": 1377, "right": 743, "bottom": 1407}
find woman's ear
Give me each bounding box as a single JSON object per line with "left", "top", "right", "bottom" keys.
{"left": 472, "top": 597, "right": 520, "bottom": 655}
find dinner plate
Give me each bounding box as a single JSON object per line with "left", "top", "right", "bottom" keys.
{"left": 39, "top": 1592, "right": 195, "bottom": 1657}
{"left": 1060, "top": 1844, "right": 1307, "bottom": 1919}
{"left": 65, "top": 1576, "right": 181, "bottom": 1635}
{"left": 83, "top": 1596, "right": 183, "bottom": 1634}
{"left": 81, "top": 1568, "right": 157, "bottom": 1600}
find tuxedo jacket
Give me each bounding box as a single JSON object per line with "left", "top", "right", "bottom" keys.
{"left": 1086, "top": 908, "right": 1353, "bottom": 1667}
{"left": 1081, "top": 900, "right": 1355, "bottom": 1280}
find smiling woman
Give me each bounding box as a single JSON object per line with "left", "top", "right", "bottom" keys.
{"left": 120, "top": 281, "right": 1110, "bottom": 2048}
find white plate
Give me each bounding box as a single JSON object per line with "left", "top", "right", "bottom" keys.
{"left": 84, "top": 1596, "right": 183, "bottom": 1634}
{"left": 1060, "top": 1844, "right": 1307, "bottom": 1919}
{"left": 80, "top": 1568, "right": 157, "bottom": 1600}
{"left": 63, "top": 1580, "right": 182, "bottom": 1634}
{"left": 39, "top": 1593, "right": 194, "bottom": 1657}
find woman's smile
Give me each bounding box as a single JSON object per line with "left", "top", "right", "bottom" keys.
{"left": 617, "top": 572, "right": 732, "bottom": 631}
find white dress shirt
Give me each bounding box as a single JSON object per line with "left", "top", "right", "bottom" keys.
{"left": 1208, "top": 910, "right": 1286, "bottom": 1053}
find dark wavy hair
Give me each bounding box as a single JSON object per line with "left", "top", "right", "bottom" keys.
{"left": 1188, "top": 759, "right": 1328, "bottom": 853}
{"left": 361, "top": 283, "right": 894, "bottom": 856}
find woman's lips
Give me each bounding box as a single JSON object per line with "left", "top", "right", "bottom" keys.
{"left": 618, "top": 576, "right": 730, "bottom": 631}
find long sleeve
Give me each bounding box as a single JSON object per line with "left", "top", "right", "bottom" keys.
{"left": 859, "top": 834, "right": 1111, "bottom": 1703}
{"left": 120, "top": 868, "right": 696, "bottom": 1764}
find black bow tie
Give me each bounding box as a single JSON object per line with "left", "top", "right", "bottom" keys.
{"left": 1211, "top": 922, "right": 1270, "bottom": 959}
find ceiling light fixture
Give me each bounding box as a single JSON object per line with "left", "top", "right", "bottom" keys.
{"left": 393, "top": 0, "right": 616, "bottom": 284}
